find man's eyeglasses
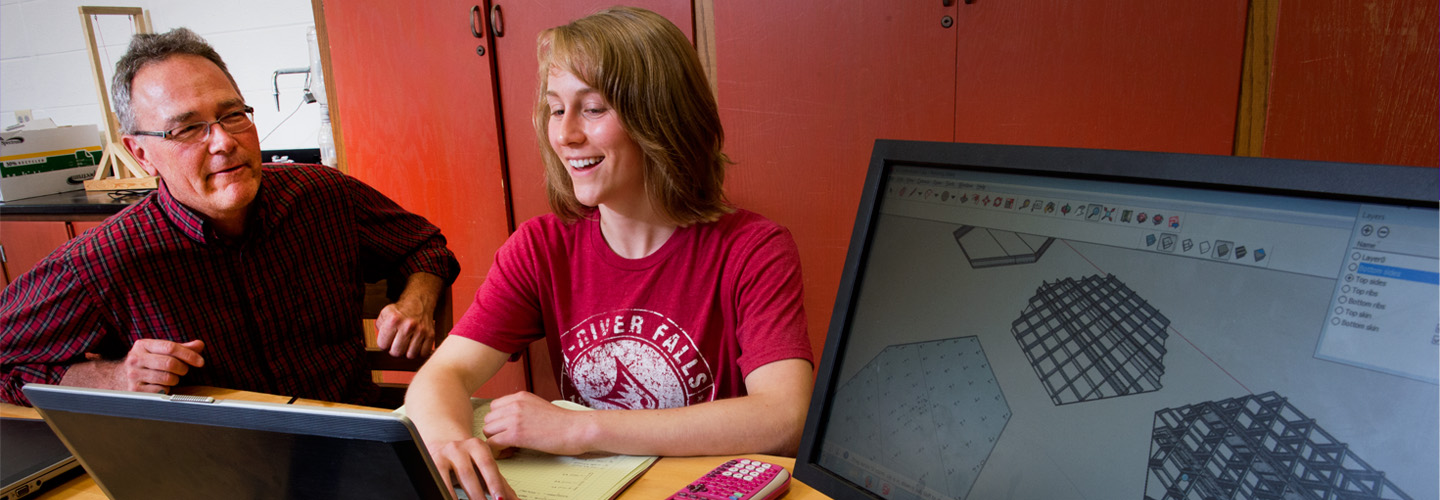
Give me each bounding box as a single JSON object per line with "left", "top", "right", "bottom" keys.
{"left": 130, "top": 106, "right": 256, "bottom": 144}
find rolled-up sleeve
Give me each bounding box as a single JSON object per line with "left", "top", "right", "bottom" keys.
{"left": 346, "top": 174, "right": 461, "bottom": 285}
{"left": 0, "top": 258, "right": 109, "bottom": 405}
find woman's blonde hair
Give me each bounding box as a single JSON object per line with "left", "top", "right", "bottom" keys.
{"left": 534, "top": 6, "right": 731, "bottom": 225}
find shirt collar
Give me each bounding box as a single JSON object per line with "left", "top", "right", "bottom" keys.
{"left": 155, "top": 171, "right": 278, "bottom": 246}
{"left": 156, "top": 180, "right": 210, "bottom": 243}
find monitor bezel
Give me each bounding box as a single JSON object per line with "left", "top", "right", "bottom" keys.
{"left": 792, "top": 139, "right": 1439, "bottom": 499}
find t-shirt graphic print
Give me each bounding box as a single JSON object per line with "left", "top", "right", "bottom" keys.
{"left": 561, "top": 308, "right": 716, "bottom": 409}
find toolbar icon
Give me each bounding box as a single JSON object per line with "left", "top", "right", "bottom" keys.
{"left": 1159, "top": 234, "right": 1177, "bottom": 253}
{"left": 1213, "top": 240, "right": 1233, "bottom": 260}
{"left": 1181, "top": 239, "right": 1193, "bottom": 252}
{"left": 1087, "top": 205, "right": 1104, "bottom": 221}
{"left": 1121, "top": 210, "right": 1133, "bottom": 223}
{"left": 1168, "top": 216, "right": 1180, "bottom": 229}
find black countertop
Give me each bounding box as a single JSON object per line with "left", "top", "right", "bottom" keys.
{"left": 0, "top": 189, "right": 143, "bottom": 218}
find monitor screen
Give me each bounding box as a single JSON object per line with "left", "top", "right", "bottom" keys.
{"left": 795, "top": 141, "right": 1439, "bottom": 500}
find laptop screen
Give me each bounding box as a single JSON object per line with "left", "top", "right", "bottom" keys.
{"left": 795, "top": 141, "right": 1439, "bottom": 500}
{"left": 24, "top": 385, "right": 452, "bottom": 500}
{"left": 1, "top": 417, "right": 79, "bottom": 499}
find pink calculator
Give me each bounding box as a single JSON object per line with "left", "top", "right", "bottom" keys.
{"left": 668, "top": 458, "right": 791, "bottom": 500}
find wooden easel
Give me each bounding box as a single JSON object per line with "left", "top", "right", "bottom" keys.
{"left": 79, "top": 6, "right": 158, "bottom": 191}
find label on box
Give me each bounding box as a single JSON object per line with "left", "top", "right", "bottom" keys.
{"left": 1, "top": 146, "right": 103, "bottom": 177}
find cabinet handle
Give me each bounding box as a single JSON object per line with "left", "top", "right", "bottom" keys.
{"left": 489, "top": 5, "right": 506, "bottom": 37}
{"left": 471, "top": 5, "right": 483, "bottom": 38}
{"left": 490, "top": 4, "right": 505, "bottom": 38}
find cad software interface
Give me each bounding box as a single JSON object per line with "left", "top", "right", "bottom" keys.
{"left": 817, "top": 164, "right": 1439, "bottom": 500}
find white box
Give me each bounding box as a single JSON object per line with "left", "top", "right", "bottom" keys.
{"left": 0, "top": 124, "right": 102, "bottom": 201}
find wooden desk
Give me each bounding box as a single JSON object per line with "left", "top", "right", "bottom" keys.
{"left": 5, "top": 389, "right": 832, "bottom": 500}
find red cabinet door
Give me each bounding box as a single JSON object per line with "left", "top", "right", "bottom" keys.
{"left": 714, "top": 2, "right": 960, "bottom": 363}
{"left": 950, "top": 1, "right": 1248, "bottom": 155}
{"left": 714, "top": 2, "right": 1249, "bottom": 365}
{"left": 1262, "top": 0, "right": 1438, "bottom": 167}
{"left": 322, "top": 0, "right": 521, "bottom": 396}
{"left": 0, "top": 221, "right": 72, "bottom": 287}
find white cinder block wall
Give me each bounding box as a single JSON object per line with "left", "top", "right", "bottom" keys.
{"left": 0, "top": 0, "right": 324, "bottom": 153}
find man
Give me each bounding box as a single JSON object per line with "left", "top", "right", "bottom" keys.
{"left": 0, "top": 28, "right": 458, "bottom": 407}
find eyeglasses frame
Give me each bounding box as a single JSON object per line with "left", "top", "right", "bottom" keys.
{"left": 129, "top": 106, "right": 257, "bottom": 143}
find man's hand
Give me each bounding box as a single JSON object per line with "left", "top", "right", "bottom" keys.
{"left": 482, "top": 391, "right": 593, "bottom": 456}
{"left": 428, "top": 437, "right": 519, "bottom": 500}
{"left": 60, "top": 339, "right": 205, "bottom": 394}
{"left": 375, "top": 300, "right": 435, "bottom": 359}
{"left": 375, "top": 272, "right": 445, "bottom": 359}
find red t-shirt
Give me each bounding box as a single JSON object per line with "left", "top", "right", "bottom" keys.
{"left": 454, "top": 209, "right": 812, "bottom": 409}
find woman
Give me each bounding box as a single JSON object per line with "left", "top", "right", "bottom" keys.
{"left": 405, "top": 7, "right": 814, "bottom": 499}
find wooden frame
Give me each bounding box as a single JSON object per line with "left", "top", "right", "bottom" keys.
{"left": 78, "top": 6, "right": 158, "bottom": 191}
{"left": 1233, "top": 0, "right": 1277, "bottom": 157}
{"left": 309, "top": 0, "right": 346, "bottom": 173}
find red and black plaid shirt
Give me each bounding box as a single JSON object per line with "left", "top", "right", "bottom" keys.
{"left": 0, "top": 165, "right": 459, "bottom": 406}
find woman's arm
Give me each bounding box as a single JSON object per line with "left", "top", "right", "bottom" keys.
{"left": 482, "top": 358, "right": 814, "bottom": 457}
{"left": 405, "top": 336, "right": 517, "bottom": 500}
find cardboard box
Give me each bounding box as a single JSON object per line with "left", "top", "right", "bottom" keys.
{"left": 0, "top": 124, "right": 103, "bottom": 201}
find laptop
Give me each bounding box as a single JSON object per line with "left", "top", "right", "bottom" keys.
{"left": 0, "top": 418, "right": 81, "bottom": 500}
{"left": 22, "top": 384, "right": 470, "bottom": 500}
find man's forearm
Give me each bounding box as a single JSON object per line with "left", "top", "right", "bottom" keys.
{"left": 57, "top": 359, "right": 121, "bottom": 390}
{"left": 398, "top": 272, "right": 445, "bottom": 315}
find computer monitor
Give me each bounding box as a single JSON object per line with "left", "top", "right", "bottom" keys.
{"left": 795, "top": 140, "right": 1439, "bottom": 500}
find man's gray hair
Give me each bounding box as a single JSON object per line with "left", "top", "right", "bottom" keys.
{"left": 111, "top": 27, "right": 240, "bottom": 134}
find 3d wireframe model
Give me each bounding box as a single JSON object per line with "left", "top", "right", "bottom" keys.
{"left": 953, "top": 226, "right": 1055, "bottom": 268}
{"left": 1146, "top": 391, "right": 1411, "bottom": 500}
{"left": 1011, "top": 274, "right": 1170, "bottom": 405}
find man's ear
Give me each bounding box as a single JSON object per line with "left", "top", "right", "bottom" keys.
{"left": 121, "top": 135, "right": 161, "bottom": 177}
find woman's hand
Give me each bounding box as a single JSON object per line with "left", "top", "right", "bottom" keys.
{"left": 427, "top": 436, "right": 519, "bottom": 500}
{"left": 483, "top": 391, "right": 595, "bottom": 456}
